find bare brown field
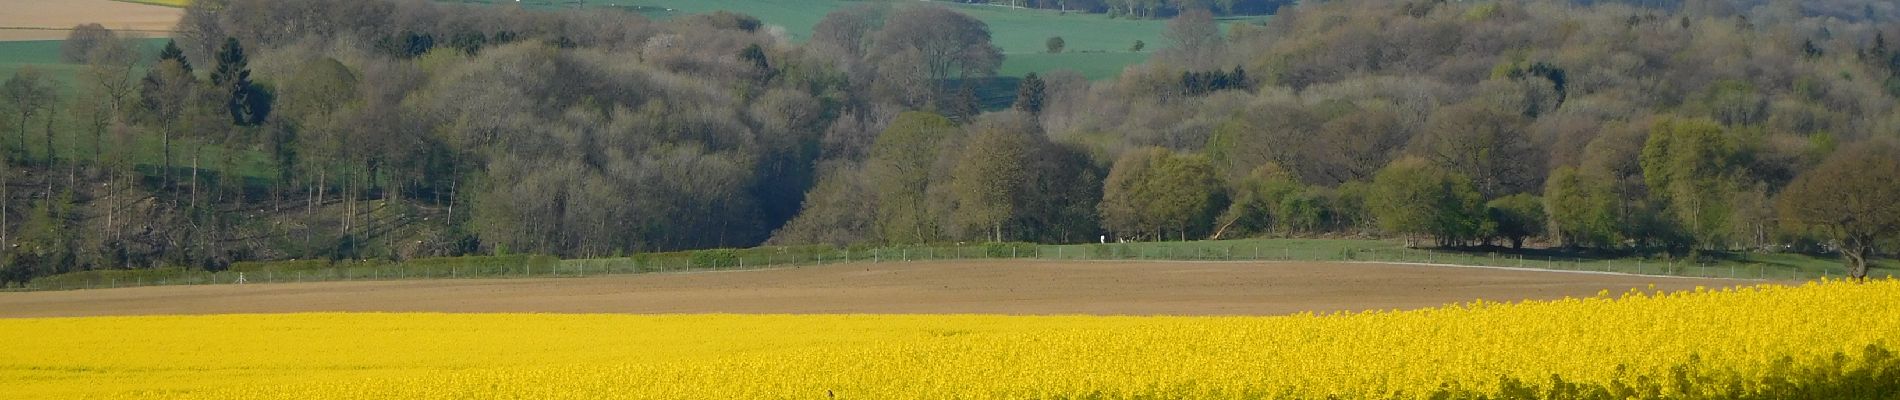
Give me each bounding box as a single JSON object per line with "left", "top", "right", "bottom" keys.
{"left": 0, "top": 0, "right": 182, "bottom": 41}
{"left": 0, "top": 260, "right": 1761, "bottom": 318}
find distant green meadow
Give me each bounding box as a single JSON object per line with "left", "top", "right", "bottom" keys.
{"left": 444, "top": 0, "right": 1268, "bottom": 80}
{"left": 80, "top": 0, "right": 1266, "bottom": 80}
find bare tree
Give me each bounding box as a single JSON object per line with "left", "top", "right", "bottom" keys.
{"left": 176, "top": 0, "right": 231, "bottom": 68}
{"left": 1161, "top": 8, "right": 1225, "bottom": 70}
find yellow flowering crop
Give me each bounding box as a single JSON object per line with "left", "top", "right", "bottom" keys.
{"left": 2, "top": 280, "right": 1896, "bottom": 399}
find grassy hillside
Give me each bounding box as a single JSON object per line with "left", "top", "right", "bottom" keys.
{"left": 0, "top": 39, "right": 280, "bottom": 183}
{"left": 0, "top": 41, "right": 88, "bottom": 91}
{"left": 0, "top": 39, "right": 168, "bottom": 94}
{"left": 93, "top": 0, "right": 1263, "bottom": 79}
{"left": 442, "top": 0, "right": 1266, "bottom": 79}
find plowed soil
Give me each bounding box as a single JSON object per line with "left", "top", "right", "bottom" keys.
{"left": 0, "top": 0, "right": 182, "bottom": 41}
{"left": 0, "top": 260, "right": 1758, "bottom": 318}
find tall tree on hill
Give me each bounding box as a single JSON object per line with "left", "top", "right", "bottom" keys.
{"left": 59, "top": 23, "right": 118, "bottom": 64}
{"left": 1544, "top": 166, "right": 1621, "bottom": 249}
{"left": 75, "top": 27, "right": 142, "bottom": 163}
{"left": 213, "top": 38, "right": 271, "bottom": 127}
{"left": 1100, "top": 147, "right": 1221, "bottom": 241}
{"left": 1777, "top": 142, "right": 1900, "bottom": 281}
{"left": 870, "top": 5, "right": 1003, "bottom": 82}
{"left": 870, "top": 112, "right": 959, "bottom": 244}
{"left": 1641, "top": 118, "right": 1739, "bottom": 251}
{"left": 4, "top": 68, "right": 57, "bottom": 159}
{"left": 176, "top": 0, "right": 228, "bottom": 68}
{"left": 1162, "top": 8, "right": 1224, "bottom": 70}
{"left": 1015, "top": 73, "right": 1046, "bottom": 115}
{"left": 158, "top": 40, "right": 193, "bottom": 75}
{"left": 140, "top": 58, "right": 198, "bottom": 194}
{"left": 2, "top": 68, "right": 58, "bottom": 250}
{"left": 1416, "top": 103, "right": 1540, "bottom": 198}
{"left": 812, "top": 4, "right": 889, "bottom": 60}
{"left": 1370, "top": 157, "right": 1485, "bottom": 248}
{"left": 952, "top": 115, "right": 1036, "bottom": 242}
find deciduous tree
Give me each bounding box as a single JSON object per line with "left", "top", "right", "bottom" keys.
{"left": 869, "top": 112, "right": 958, "bottom": 244}
{"left": 1777, "top": 142, "right": 1900, "bottom": 281}
{"left": 870, "top": 5, "right": 1003, "bottom": 82}
{"left": 1370, "top": 157, "right": 1484, "bottom": 247}
{"left": 1641, "top": 117, "right": 1738, "bottom": 250}
{"left": 951, "top": 116, "right": 1036, "bottom": 241}
{"left": 1485, "top": 193, "right": 1545, "bottom": 249}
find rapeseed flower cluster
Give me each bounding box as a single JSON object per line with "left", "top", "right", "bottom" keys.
{"left": 1, "top": 280, "right": 1894, "bottom": 399}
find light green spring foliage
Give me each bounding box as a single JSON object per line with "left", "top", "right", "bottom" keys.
{"left": 950, "top": 116, "right": 1035, "bottom": 242}
{"left": 1544, "top": 166, "right": 1622, "bottom": 248}
{"left": 1370, "top": 157, "right": 1484, "bottom": 246}
{"left": 1100, "top": 147, "right": 1220, "bottom": 240}
{"left": 870, "top": 111, "right": 958, "bottom": 244}
{"left": 1641, "top": 117, "right": 1739, "bottom": 248}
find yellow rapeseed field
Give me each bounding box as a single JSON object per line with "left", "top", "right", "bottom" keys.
{"left": 2, "top": 280, "right": 1897, "bottom": 399}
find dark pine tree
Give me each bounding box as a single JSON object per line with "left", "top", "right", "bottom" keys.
{"left": 214, "top": 38, "right": 271, "bottom": 126}
{"left": 1015, "top": 72, "right": 1046, "bottom": 115}
{"left": 157, "top": 39, "right": 192, "bottom": 75}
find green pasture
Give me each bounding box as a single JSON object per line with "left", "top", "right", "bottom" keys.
{"left": 442, "top": 0, "right": 1267, "bottom": 79}
{"left": 0, "top": 39, "right": 280, "bottom": 184}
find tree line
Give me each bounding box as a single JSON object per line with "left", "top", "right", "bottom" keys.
{"left": 778, "top": 0, "right": 1900, "bottom": 281}
{"left": 955, "top": 0, "right": 1293, "bottom": 18}
{"left": 3, "top": 0, "right": 1899, "bottom": 286}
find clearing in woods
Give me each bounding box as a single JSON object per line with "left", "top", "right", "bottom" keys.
{"left": 0, "top": 260, "right": 1750, "bottom": 318}
{"left": 0, "top": 0, "right": 183, "bottom": 41}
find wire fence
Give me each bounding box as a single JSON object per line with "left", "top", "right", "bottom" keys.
{"left": 3, "top": 242, "right": 1853, "bottom": 292}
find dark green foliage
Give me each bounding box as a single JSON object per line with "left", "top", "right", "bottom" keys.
{"left": 1485, "top": 194, "right": 1545, "bottom": 249}
{"left": 689, "top": 249, "right": 740, "bottom": 268}
{"left": 14, "top": 0, "right": 1900, "bottom": 286}
{"left": 157, "top": 40, "right": 192, "bottom": 74}
{"left": 213, "top": 38, "right": 270, "bottom": 126}
{"left": 448, "top": 31, "right": 487, "bottom": 55}
{"left": 1369, "top": 158, "right": 1485, "bottom": 248}
{"left": 1545, "top": 167, "right": 1621, "bottom": 249}
{"left": 1500, "top": 61, "right": 1567, "bottom": 111}
{"left": 1100, "top": 147, "right": 1223, "bottom": 241}
{"left": 375, "top": 31, "right": 435, "bottom": 59}
{"left": 1014, "top": 72, "right": 1045, "bottom": 114}
{"left": 1777, "top": 142, "right": 1900, "bottom": 280}
{"left": 1177, "top": 66, "right": 1249, "bottom": 96}
{"left": 870, "top": 112, "right": 960, "bottom": 244}
{"left": 944, "top": 84, "right": 982, "bottom": 120}
{"left": 1641, "top": 118, "right": 1739, "bottom": 249}
{"left": 741, "top": 44, "right": 770, "bottom": 73}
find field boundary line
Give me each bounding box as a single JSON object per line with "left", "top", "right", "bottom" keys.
{"left": 1015, "top": 259, "right": 1761, "bottom": 281}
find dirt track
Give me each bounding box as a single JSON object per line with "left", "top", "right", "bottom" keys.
{"left": 0, "top": 0, "right": 182, "bottom": 41}
{"left": 0, "top": 260, "right": 1759, "bottom": 318}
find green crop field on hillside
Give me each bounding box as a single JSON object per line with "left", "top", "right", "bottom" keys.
{"left": 93, "top": 0, "right": 1268, "bottom": 79}
{"left": 443, "top": 0, "right": 1267, "bottom": 79}
{"left": 0, "top": 39, "right": 280, "bottom": 184}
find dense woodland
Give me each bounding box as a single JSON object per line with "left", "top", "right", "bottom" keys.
{"left": 3, "top": 0, "right": 1899, "bottom": 285}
